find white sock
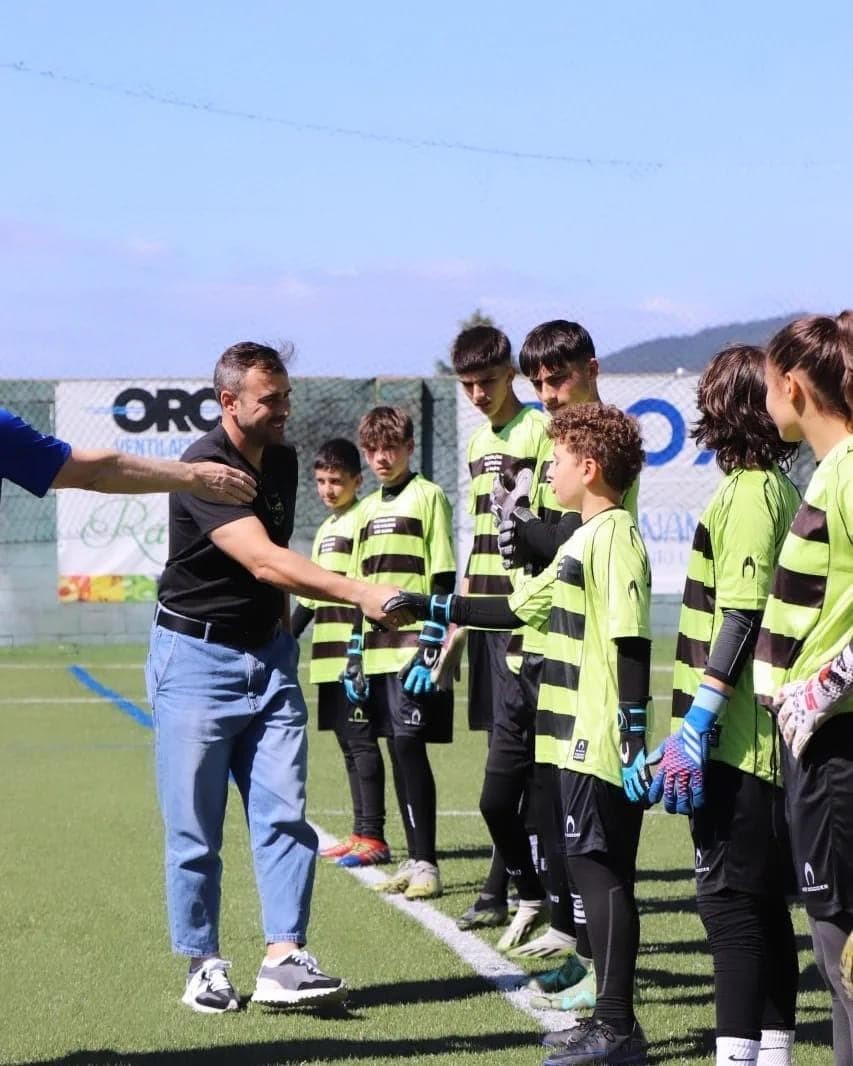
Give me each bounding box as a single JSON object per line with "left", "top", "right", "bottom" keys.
{"left": 757, "top": 1029, "right": 794, "bottom": 1065}
{"left": 716, "top": 1036, "right": 759, "bottom": 1065}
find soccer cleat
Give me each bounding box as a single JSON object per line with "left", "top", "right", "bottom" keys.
{"left": 251, "top": 950, "right": 347, "bottom": 1007}
{"left": 320, "top": 834, "right": 359, "bottom": 860}
{"left": 336, "top": 837, "right": 391, "bottom": 867}
{"left": 496, "top": 897, "right": 546, "bottom": 952}
{"left": 404, "top": 860, "right": 443, "bottom": 900}
{"left": 530, "top": 969, "right": 596, "bottom": 1012}
{"left": 182, "top": 958, "right": 239, "bottom": 1013}
{"left": 456, "top": 897, "right": 509, "bottom": 931}
{"left": 542, "top": 1019, "right": 648, "bottom": 1064}
{"left": 842, "top": 930, "right": 853, "bottom": 1000}
{"left": 527, "top": 954, "right": 589, "bottom": 994}
{"left": 372, "top": 858, "right": 417, "bottom": 894}
{"left": 508, "top": 926, "right": 576, "bottom": 959}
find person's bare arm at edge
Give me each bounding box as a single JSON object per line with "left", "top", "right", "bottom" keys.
{"left": 51, "top": 448, "right": 257, "bottom": 504}
{"left": 210, "top": 515, "right": 412, "bottom": 628}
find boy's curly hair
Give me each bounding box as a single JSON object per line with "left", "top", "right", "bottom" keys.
{"left": 547, "top": 403, "right": 644, "bottom": 494}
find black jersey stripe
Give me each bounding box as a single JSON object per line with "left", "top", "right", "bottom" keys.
{"left": 549, "top": 609, "right": 586, "bottom": 641}
{"left": 754, "top": 627, "right": 803, "bottom": 671}
{"left": 682, "top": 576, "right": 715, "bottom": 613}
{"left": 471, "top": 533, "right": 499, "bottom": 555}
{"left": 315, "top": 604, "right": 357, "bottom": 625}
{"left": 474, "top": 494, "right": 495, "bottom": 516}
{"left": 789, "top": 501, "right": 829, "bottom": 543}
{"left": 692, "top": 522, "right": 714, "bottom": 561}
{"left": 536, "top": 709, "right": 577, "bottom": 741}
{"left": 469, "top": 455, "right": 536, "bottom": 480}
{"left": 312, "top": 640, "right": 351, "bottom": 661}
{"left": 770, "top": 565, "right": 828, "bottom": 609}
{"left": 541, "top": 658, "right": 580, "bottom": 691}
{"left": 361, "top": 553, "right": 426, "bottom": 577}
{"left": 671, "top": 689, "right": 692, "bottom": 719}
{"left": 675, "top": 632, "right": 710, "bottom": 669}
{"left": 365, "top": 630, "right": 422, "bottom": 651}
{"left": 360, "top": 516, "right": 424, "bottom": 540}
{"left": 556, "top": 556, "right": 585, "bottom": 589}
{"left": 508, "top": 633, "right": 523, "bottom": 656}
{"left": 539, "top": 506, "right": 564, "bottom": 526}
{"left": 467, "top": 573, "right": 514, "bottom": 596}
{"left": 318, "top": 536, "right": 354, "bottom": 555}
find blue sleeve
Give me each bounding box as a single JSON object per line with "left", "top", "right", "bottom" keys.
{"left": 0, "top": 408, "right": 72, "bottom": 498}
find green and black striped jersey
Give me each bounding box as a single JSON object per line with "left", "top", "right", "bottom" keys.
{"left": 754, "top": 435, "right": 853, "bottom": 717}
{"left": 300, "top": 502, "right": 362, "bottom": 684}
{"left": 509, "top": 506, "right": 652, "bottom": 785}
{"left": 350, "top": 473, "right": 455, "bottom": 676}
{"left": 465, "top": 405, "right": 549, "bottom": 668}
{"left": 672, "top": 467, "right": 800, "bottom": 782}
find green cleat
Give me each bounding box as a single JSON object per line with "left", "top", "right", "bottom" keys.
{"left": 404, "top": 860, "right": 443, "bottom": 900}
{"left": 456, "top": 898, "right": 508, "bottom": 931}
{"left": 530, "top": 968, "right": 596, "bottom": 1012}
{"left": 526, "top": 954, "right": 589, "bottom": 994}
{"left": 372, "top": 858, "right": 416, "bottom": 894}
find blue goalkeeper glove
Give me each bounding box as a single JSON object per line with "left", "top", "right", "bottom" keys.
{"left": 647, "top": 683, "right": 727, "bottom": 814}
{"left": 618, "top": 706, "right": 653, "bottom": 803}
{"left": 339, "top": 633, "right": 370, "bottom": 706}
{"left": 398, "top": 621, "right": 446, "bottom": 696}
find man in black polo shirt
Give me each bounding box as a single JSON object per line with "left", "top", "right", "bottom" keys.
{"left": 149, "top": 341, "right": 405, "bottom": 1013}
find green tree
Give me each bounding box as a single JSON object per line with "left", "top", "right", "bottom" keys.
{"left": 434, "top": 308, "right": 498, "bottom": 375}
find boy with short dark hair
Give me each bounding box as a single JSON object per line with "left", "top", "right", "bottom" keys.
{"left": 346, "top": 406, "right": 456, "bottom": 900}
{"left": 292, "top": 438, "right": 390, "bottom": 868}
{"left": 450, "top": 324, "right": 550, "bottom": 935}
{"left": 386, "top": 403, "right": 653, "bottom": 1065}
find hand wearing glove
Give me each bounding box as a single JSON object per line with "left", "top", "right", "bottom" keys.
{"left": 490, "top": 469, "right": 535, "bottom": 571}
{"left": 648, "top": 683, "right": 727, "bottom": 815}
{"left": 339, "top": 633, "right": 370, "bottom": 706}
{"left": 774, "top": 641, "right": 853, "bottom": 759}
{"left": 382, "top": 592, "right": 456, "bottom": 625}
{"left": 618, "top": 706, "right": 653, "bottom": 803}
{"left": 399, "top": 621, "right": 447, "bottom": 696}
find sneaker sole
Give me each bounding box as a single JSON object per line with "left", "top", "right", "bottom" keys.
{"left": 181, "top": 992, "right": 239, "bottom": 1014}
{"left": 251, "top": 981, "right": 348, "bottom": 1007}
{"left": 543, "top": 1052, "right": 647, "bottom": 1066}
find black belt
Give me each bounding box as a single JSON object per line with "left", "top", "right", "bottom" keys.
{"left": 155, "top": 607, "right": 279, "bottom": 650}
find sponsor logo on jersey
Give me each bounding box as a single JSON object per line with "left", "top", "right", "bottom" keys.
{"left": 572, "top": 738, "right": 588, "bottom": 762}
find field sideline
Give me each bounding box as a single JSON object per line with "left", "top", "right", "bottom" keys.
{"left": 0, "top": 641, "right": 834, "bottom": 1066}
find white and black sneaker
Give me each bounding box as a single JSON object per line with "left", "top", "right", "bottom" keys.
{"left": 251, "top": 950, "right": 347, "bottom": 1007}
{"left": 182, "top": 958, "right": 239, "bottom": 1013}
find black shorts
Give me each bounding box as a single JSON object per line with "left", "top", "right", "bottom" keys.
{"left": 484, "top": 656, "right": 535, "bottom": 778}
{"left": 558, "top": 768, "right": 643, "bottom": 881}
{"left": 689, "top": 760, "right": 794, "bottom": 898}
{"left": 782, "top": 712, "right": 853, "bottom": 918}
{"left": 466, "top": 629, "right": 521, "bottom": 731}
{"left": 317, "top": 680, "right": 350, "bottom": 732}
{"left": 345, "top": 671, "right": 453, "bottom": 744}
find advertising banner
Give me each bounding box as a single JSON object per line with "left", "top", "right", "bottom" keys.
{"left": 456, "top": 373, "right": 720, "bottom": 595}
{"left": 55, "top": 380, "right": 216, "bottom": 603}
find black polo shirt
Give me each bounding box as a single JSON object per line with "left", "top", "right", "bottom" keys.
{"left": 158, "top": 423, "right": 297, "bottom": 631}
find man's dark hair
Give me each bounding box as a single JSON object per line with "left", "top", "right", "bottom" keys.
{"left": 694, "top": 345, "right": 798, "bottom": 473}
{"left": 519, "top": 321, "right": 595, "bottom": 377}
{"left": 314, "top": 437, "right": 361, "bottom": 477}
{"left": 451, "top": 326, "right": 512, "bottom": 375}
{"left": 213, "top": 341, "right": 293, "bottom": 402}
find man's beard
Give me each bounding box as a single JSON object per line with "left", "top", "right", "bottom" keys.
{"left": 235, "top": 414, "right": 285, "bottom": 448}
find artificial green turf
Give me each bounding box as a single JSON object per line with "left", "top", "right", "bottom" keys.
{"left": 0, "top": 642, "right": 835, "bottom": 1065}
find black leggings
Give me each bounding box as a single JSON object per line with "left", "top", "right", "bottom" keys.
{"left": 339, "top": 729, "right": 386, "bottom": 840}
{"left": 387, "top": 734, "right": 437, "bottom": 865}
{"left": 810, "top": 912, "right": 853, "bottom": 1066}
{"left": 479, "top": 769, "right": 544, "bottom": 901}
{"left": 568, "top": 852, "right": 639, "bottom": 1033}
{"left": 697, "top": 888, "right": 797, "bottom": 1041}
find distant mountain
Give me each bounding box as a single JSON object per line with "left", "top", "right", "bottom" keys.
{"left": 602, "top": 313, "right": 803, "bottom": 373}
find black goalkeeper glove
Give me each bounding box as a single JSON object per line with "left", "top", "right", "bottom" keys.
{"left": 382, "top": 592, "right": 456, "bottom": 625}
{"left": 339, "top": 633, "right": 370, "bottom": 706}
{"left": 490, "top": 469, "right": 536, "bottom": 570}
{"left": 618, "top": 705, "right": 653, "bottom": 804}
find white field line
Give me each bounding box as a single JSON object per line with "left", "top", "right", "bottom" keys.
{"left": 310, "top": 819, "right": 576, "bottom": 1035}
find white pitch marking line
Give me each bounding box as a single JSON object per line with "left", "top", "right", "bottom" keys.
{"left": 311, "top": 820, "right": 577, "bottom": 1035}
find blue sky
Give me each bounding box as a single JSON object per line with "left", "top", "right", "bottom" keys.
{"left": 2, "top": 2, "right": 852, "bottom": 378}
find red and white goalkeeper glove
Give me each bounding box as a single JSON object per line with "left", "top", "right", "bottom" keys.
{"left": 774, "top": 640, "right": 853, "bottom": 759}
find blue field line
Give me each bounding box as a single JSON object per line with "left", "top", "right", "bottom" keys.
{"left": 68, "top": 665, "right": 153, "bottom": 731}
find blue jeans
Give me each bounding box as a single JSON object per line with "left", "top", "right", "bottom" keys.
{"left": 146, "top": 622, "right": 317, "bottom": 956}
